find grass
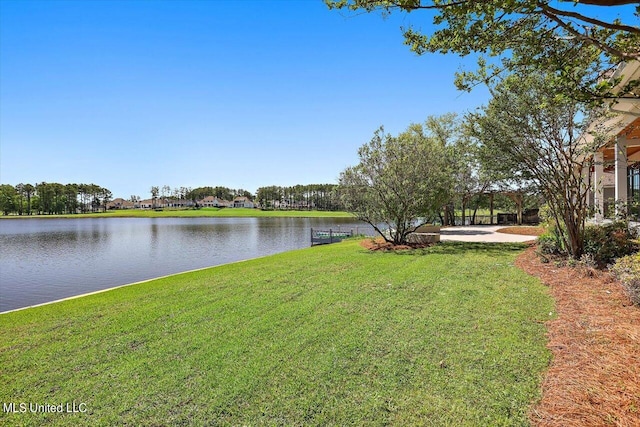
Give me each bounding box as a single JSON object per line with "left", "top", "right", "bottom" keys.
{"left": 0, "top": 208, "right": 353, "bottom": 219}
{"left": 0, "top": 240, "right": 553, "bottom": 426}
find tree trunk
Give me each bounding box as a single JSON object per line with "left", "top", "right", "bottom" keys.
{"left": 461, "top": 199, "right": 466, "bottom": 226}
{"left": 489, "top": 193, "right": 494, "bottom": 225}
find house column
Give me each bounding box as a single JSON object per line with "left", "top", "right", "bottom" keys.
{"left": 615, "top": 136, "right": 628, "bottom": 216}
{"left": 594, "top": 151, "right": 604, "bottom": 222}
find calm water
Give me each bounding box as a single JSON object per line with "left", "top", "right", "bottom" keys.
{"left": 0, "top": 217, "right": 372, "bottom": 312}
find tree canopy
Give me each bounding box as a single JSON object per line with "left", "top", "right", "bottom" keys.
{"left": 339, "top": 120, "right": 453, "bottom": 244}
{"left": 326, "top": 0, "right": 639, "bottom": 101}
{"left": 0, "top": 182, "right": 113, "bottom": 215}
{"left": 256, "top": 184, "right": 343, "bottom": 211}
{"left": 466, "top": 71, "right": 611, "bottom": 257}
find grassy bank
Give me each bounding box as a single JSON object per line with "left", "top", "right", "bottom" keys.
{"left": 0, "top": 240, "right": 553, "bottom": 426}
{"left": 0, "top": 208, "right": 352, "bottom": 219}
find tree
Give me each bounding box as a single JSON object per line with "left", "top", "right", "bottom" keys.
{"left": 339, "top": 122, "right": 453, "bottom": 245}
{"left": 77, "top": 184, "right": 90, "bottom": 213}
{"left": 150, "top": 186, "right": 159, "bottom": 209}
{"left": 15, "top": 183, "right": 25, "bottom": 215}
{"left": 37, "top": 182, "right": 54, "bottom": 214}
{"left": 467, "top": 71, "right": 611, "bottom": 258}
{"left": 101, "top": 188, "right": 113, "bottom": 212}
{"left": 233, "top": 188, "right": 254, "bottom": 199}
{"left": 256, "top": 185, "right": 283, "bottom": 209}
{"left": 23, "top": 183, "right": 35, "bottom": 215}
{"left": 0, "top": 184, "right": 17, "bottom": 215}
{"left": 450, "top": 134, "right": 496, "bottom": 226}
{"left": 64, "top": 184, "right": 78, "bottom": 214}
{"left": 418, "top": 113, "right": 497, "bottom": 225}
{"left": 326, "top": 1, "right": 639, "bottom": 102}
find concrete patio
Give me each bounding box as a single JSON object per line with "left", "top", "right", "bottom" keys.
{"left": 440, "top": 225, "right": 539, "bottom": 243}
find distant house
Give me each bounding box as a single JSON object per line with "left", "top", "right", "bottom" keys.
{"left": 166, "top": 198, "right": 194, "bottom": 208}
{"left": 198, "top": 196, "right": 231, "bottom": 208}
{"left": 233, "top": 196, "right": 255, "bottom": 209}
{"left": 139, "top": 199, "right": 154, "bottom": 209}
{"left": 107, "top": 198, "right": 136, "bottom": 210}
{"left": 274, "top": 200, "right": 289, "bottom": 210}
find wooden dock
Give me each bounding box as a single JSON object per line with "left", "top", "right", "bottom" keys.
{"left": 311, "top": 228, "right": 353, "bottom": 246}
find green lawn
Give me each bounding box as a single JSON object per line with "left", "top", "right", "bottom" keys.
{"left": 0, "top": 208, "right": 352, "bottom": 219}
{"left": 0, "top": 240, "right": 553, "bottom": 426}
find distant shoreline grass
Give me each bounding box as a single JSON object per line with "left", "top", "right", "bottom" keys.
{"left": 0, "top": 208, "right": 353, "bottom": 219}
{"left": 1, "top": 240, "right": 553, "bottom": 426}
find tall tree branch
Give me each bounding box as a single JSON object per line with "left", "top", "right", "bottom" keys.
{"left": 540, "top": 3, "right": 640, "bottom": 34}
{"left": 540, "top": 8, "right": 639, "bottom": 60}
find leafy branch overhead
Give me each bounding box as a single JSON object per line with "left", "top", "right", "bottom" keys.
{"left": 326, "top": 0, "right": 640, "bottom": 101}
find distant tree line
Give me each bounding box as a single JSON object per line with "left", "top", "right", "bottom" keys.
{"left": 255, "top": 184, "right": 344, "bottom": 211}
{"left": 0, "top": 182, "right": 347, "bottom": 215}
{"left": 146, "top": 184, "right": 344, "bottom": 211}
{"left": 0, "top": 182, "right": 112, "bottom": 215}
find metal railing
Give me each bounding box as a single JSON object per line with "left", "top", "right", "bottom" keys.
{"left": 310, "top": 226, "right": 376, "bottom": 245}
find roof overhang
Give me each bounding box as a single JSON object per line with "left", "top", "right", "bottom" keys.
{"left": 580, "top": 61, "right": 640, "bottom": 160}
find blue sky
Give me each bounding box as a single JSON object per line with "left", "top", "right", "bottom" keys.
{"left": 1, "top": 1, "right": 507, "bottom": 198}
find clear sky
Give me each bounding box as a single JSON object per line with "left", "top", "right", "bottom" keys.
{"left": 2, "top": 0, "right": 492, "bottom": 199}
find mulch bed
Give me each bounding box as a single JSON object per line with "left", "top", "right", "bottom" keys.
{"left": 360, "top": 237, "right": 433, "bottom": 251}
{"left": 515, "top": 245, "right": 640, "bottom": 427}
{"left": 496, "top": 226, "right": 546, "bottom": 236}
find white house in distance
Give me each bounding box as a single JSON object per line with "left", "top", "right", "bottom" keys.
{"left": 198, "top": 196, "right": 231, "bottom": 208}
{"left": 586, "top": 60, "right": 640, "bottom": 220}
{"left": 232, "top": 196, "right": 255, "bottom": 208}
{"left": 192, "top": 196, "right": 257, "bottom": 208}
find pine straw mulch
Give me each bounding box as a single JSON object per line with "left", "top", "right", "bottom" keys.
{"left": 496, "top": 226, "right": 546, "bottom": 236}
{"left": 515, "top": 245, "right": 640, "bottom": 427}
{"left": 360, "top": 237, "right": 434, "bottom": 251}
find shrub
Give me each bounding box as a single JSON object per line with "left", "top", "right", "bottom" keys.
{"left": 537, "top": 232, "right": 560, "bottom": 255}
{"left": 536, "top": 224, "right": 566, "bottom": 257}
{"left": 611, "top": 253, "right": 640, "bottom": 306}
{"left": 537, "top": 204, "right": 553, "bottom": 227}
{"left": 582, "top": 221, "right": 639, "bottom": 268}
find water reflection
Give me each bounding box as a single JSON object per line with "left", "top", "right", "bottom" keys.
{"left": 0, "top": 217, "right": 371, "bottom": 312}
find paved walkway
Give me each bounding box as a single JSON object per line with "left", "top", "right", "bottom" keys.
{"left": 439, "top": 225, "right": 539, "bottom": 243}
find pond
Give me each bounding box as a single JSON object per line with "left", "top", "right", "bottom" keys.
{"left": 0, "top": 217, "right": 373, "bottom": 312}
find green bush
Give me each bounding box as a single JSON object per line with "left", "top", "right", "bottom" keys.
{"left": 536, "top": 223, "right": 567, "bottom": 256}
{"left": 611, "top": 253, "right": 640, "bottom": 306}
{"left": 537, "top": 232, "right": 561, "bottom": 255}
{"left": 537, "top": 204, "right": 553, "bottom": 226}
{"left": 583, "top": 221, "right": 639, "bottom": 268}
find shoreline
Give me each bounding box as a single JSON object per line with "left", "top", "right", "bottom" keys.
{"left": 1, "top": 216, "right": 363, "bottom": 315}
{"left": 1, "top": 240, "right": 551, "bottom": 425}
{"left": 0, "top": 252, "right": 279, "bottom": 315}
{"left": 1, "top": 227, "right": 536, "bottom": 314}
{"left": 0, "top": 208, "right": 353, "bottom": 220}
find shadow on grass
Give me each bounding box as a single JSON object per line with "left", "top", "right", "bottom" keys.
{"left": 361, "top": 240, "right": 529, "bottom": 257}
